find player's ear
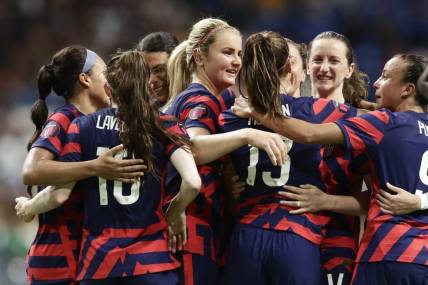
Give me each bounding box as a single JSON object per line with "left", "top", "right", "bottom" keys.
{"left": 104, "top": 82, "right": 113, "bottom": 98}
{"left": 78, "top": 73, "right": 91, "bottom": 88}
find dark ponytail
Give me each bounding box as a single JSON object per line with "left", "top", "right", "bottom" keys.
{"left": 240, "top": 31, "right": 289, "bottom": 118}
{"left": 27, "top": 45, "right": 88, "bottom": 150}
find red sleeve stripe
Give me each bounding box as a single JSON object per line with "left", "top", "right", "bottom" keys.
{"left": 371, "top": 110, "right": 390, "bottom": 124}
{"left": 68, "top": 122, "right": 80, "bottom": 134}
{"left": 343, "top": 125, "right": 367, "bottom": 151}
{"left": 49, "top": 112, "right": 72, "bottom": 131}
{"left": 322, "top": 109, "right": 347, "bottom": 123}
{"left": 348, "top": 117, "right": 384, "bottom": 144}
{"left": 48, "top": 136, "right": 62, "bottom": 153}
{"left": 61, "top": 142, "right": 81, "bottom": 156}
{"left": 313, "top": 98, "right": 330, "bottom": 115}
{"left": 186, "top": 96, "right": 221, "bottom": 115}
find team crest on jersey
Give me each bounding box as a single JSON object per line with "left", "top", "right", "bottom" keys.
{"left": 40, "top": 121, "right": 60, "bottom": 139}
{"left": 189, "top": 106, "right": 207, "bottom": 120}
{"left": 334, "top": 101, "right": 350, "bottom": 113}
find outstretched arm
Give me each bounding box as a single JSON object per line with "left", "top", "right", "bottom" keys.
{"left": 15, "top": 182, "right": 75, "bottom": 222}
{"left": 190, "top": 127, "right": 288, "bottom": 166}
{"left": 22, "top": 144, "right": 146, "bottom": 186}
{"left": 232, "top": 105, "right": 345, "bottom": 145}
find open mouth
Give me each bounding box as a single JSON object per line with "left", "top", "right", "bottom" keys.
{"left": 226, "top": 68, "right": 238, "bottom": 76}
{"left": 317, "top": 75, "right": 333, "bottom": 81}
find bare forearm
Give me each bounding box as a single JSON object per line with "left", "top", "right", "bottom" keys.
{"left": 325, "top": 193, "right": 368, "bottom": 216}
{"left": 22, "top": 159, "right": 96, "bottom": 186}
{"left": 253, "top": 112, "right": 344, "bottom": 145}
{"left": 25, "top": 185, "right": 73, "bottom": 216}
{"left": 191, "top": 129, "right": 248, "bottom": 165}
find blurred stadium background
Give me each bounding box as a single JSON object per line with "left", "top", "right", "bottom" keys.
{"left": 1, "top": 0, "right": 427, "bottom": 284}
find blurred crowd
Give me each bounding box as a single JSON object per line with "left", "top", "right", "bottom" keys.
{"left": 1, "top": 0, "right": 428, "bottom": 283}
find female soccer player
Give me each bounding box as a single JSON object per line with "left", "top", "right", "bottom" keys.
{"left": 234, "top": 53, "right": 428, "bottom": 285}
{"left": 220, "top": 30, "right": 365, "bottom": 285}
{"left": 165, "top": 18, "right": 287, "bottom": 285}
{"left": 17, "top": 50, "right": 202, "bottom": 285}
{"left": 17, "top": 46, "right": 144, "bottom": 285}
{"left": 284, "top": 38, "right": 307, "bottom": 98}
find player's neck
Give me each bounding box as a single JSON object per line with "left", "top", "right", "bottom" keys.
{"left": 69, "top": 92, "right": 98, "bottom": 115}
{"left": 312, "top": 87, "right": 345, "bottom": 104}
{"left": 396, "top": 97, "right": 425, "bottom": 113}
{"left": 192, "top": 73, "right": 220, "bottom": 97}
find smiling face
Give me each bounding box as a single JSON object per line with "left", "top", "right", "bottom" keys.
{"left": 373, "top": 56, "right": 408, "bottom": 110}
{"left": 143, "top": 51, "right": 169, "bottom": 106}
{"left": 198, "top": 29, "right": 242, "bottom": 92}
{"left": 308, "top": 38, "right": 354, "bottom": 98}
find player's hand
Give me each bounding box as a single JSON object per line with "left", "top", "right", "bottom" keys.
{"left": 93, "top": 144, "right": 147, "bottom": 183}
{"left": 279, "top": 184, "right": 329, "bottom": 214}
{"left": 377, "top": 182, "right": 421, "bottom": 215}
{"left": 230, "top": 176, "right": 245, "bottom": 200}
{"left": 165, "top": 207, "right": 187, "bottom": 254}
{"left": 231, "top": 96, "right": 252, "bottom": 119}
{"left": 15, "top": 197, "right": 35, "bottom": 223}
{"left": 246, "top": 129, "right": 289, "bottom": 166}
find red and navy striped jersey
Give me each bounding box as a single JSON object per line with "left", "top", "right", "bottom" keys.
{"left": 318, "top": 107, "right": 368, "bottom": 273}
{"left": 336, "top": 109, "right": 428, "bottom": 265}
{"left": 166, "top": 83, "right": 234, "bottom": 261}
{"left": 219, "top": 96, "right": 357, "bottom": 245}
{"left": 60, "top": 108, "right": 183, "bottom": 280}
{"left": 27, "top": 103, "right": 84, "bottom": 284}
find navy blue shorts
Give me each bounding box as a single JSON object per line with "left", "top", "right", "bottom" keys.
{"left": 177, "top": 252, "right": 219, "bottom": 285}
{"left": 352, "top": 262, "right": 428, "bottom": 285}
{"left": 222, "top": 223, "right": 320, "bottom": 285}
{"left": 79, "top": 270, "right": 178, "bottom": 285}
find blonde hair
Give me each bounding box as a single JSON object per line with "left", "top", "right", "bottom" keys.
{"left": 164, "top": 18, "right": 239, "bottom": 110}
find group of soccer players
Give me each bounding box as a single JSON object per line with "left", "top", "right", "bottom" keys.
{"left": 14, "top": 16, "right": 428, "bottom": 285}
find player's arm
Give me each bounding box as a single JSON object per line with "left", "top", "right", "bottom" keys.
{"left": 232, "top": 103, "right": 345, "bottom": 145}
{"left": 22, "top": 145, "right": 146, "bottom": 186}
{"left": 15, "top": 182, "right": 75, "bottom": 222}
{"left": 165, "top": 147, "right": 201, "bottom": 253}
{"left": 376, "top": 183, "right": 427, "bottom": 215}
{"left": 279, "top": 184, "right": 369, "bottom": 216}
{"left": 190, "top": 127, "right": 288, "bottom": 166}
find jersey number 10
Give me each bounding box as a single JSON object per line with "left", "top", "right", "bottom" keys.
{"left": 96, "top": 147, "right": 140, "bottom": 205}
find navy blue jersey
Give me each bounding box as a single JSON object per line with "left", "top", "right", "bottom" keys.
{"left": 336, "top": 109, "right": 428, "bottom": 265}
{"left": 60, "top": 108, "right": 184, "bottom": 280}
{"left": 219, "top": 96, "right": 357, "bottom": 245}
{"left": 166, "top": 83, "right": 231, "bottom": 261}
{"left": 27, "top": 103, "right": 84, "bottom": 284}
